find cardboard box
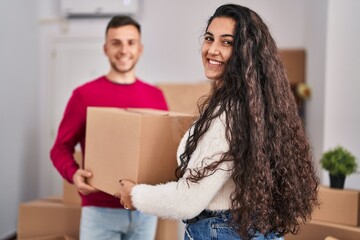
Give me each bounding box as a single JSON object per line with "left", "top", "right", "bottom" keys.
{"left": 17, "top": 197, "right": 81, "bottom": 239}
{"left": 63, "top": 181, "right": 81, "bottom": 205}
{"left": 285, "top": 220, "right": 360, "bottom": 240}
{"left": 312, "top": 186, "right": 360, "bottom": 226}
{"left": 158, "top": 83, "right": 211, "bottom": 115}
{"left": 85, "top": 107, "right": 194, "bottom": 195}
{"left": 155, "top": 219, "right": 179, "bottom": 240}
{"left": 278, "top": 49, "right": 305, "bottom": 86}
{"left": 62, "top": 151, "right": 82, "bottom": 205}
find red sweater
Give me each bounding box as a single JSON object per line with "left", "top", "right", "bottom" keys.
{"left": 50, "top": 76, "right": 168, "bottom": 208}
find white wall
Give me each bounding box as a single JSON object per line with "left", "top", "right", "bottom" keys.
{"left": 304, "top": 0, "right": 328, "bottom": 180}
{"left": 322, "top": 0, "right": 360, "bottom": 188}
{"left": 0, "top": 0, "right": 40, "bottom": 238}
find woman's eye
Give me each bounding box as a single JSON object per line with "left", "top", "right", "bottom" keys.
{"left": 223, "top": 40, "right": 233, "bottom": 46}
{"left": 204, "top": 36, "right": 213, "bottom": 42}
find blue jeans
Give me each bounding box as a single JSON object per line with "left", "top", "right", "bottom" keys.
{"left": 184, "top": 211, "right": 284, "bottom": 240}
{"left": 80, "top": 206, "right": 157, "bottom": 240}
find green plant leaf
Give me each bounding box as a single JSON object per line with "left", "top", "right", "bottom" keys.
{"left": 320, "top": 146, "right": 358, "bottom": 176}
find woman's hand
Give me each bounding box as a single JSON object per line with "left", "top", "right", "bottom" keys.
{"left": 114, "top": 179, "right": 137, "bottom": 210}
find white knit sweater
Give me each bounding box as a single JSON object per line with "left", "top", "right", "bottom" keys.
{"left": 131, "top": 114, "right": 235, "bottom": 220}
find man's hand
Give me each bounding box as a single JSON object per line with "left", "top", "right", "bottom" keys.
{"left": 114, "top": 179, "right": 136, "bottom": 210}
{"left": 72, "top": 169, "right": 98, "bottom": 195}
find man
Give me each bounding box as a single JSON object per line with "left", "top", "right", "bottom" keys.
{"left": 50, "top": 15, "right": 168, "bottom": 239}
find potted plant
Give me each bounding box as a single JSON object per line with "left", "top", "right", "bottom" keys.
{"left": 320, "top": 146, "right": 358, "bottom": 189}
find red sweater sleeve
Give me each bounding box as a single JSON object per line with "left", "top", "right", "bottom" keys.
{"left": 157, "top": 89, "right": 169, "bottom": 111}
{"left": 50, "top": 90, "right": 86, "bottom": 183}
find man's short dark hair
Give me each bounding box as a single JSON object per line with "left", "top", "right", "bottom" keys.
{"left": 106, "top": 15, "right": 141, "bottom": 35}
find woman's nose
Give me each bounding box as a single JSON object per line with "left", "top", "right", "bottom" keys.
{"left": 208, "top": 43, "right": 220, "bottom": 55}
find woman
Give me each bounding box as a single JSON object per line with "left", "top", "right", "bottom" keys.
{"left": 116, "top": 4, "right": 319, "bottom": 240}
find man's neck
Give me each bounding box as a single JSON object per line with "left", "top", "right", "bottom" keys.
{"left": 106, "top": 71, "right": 136, "bottom": 84}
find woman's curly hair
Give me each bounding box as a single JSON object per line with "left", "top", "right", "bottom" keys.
{"left": 176, "top": 4, "right": 319, "bottom": 239}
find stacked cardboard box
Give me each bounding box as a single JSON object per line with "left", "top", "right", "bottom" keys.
{"left": 157, "top": 82, "right": 211, "bottom": 115}
{"left": 18, "top": 158, "right": 181, "bottom": 240}
{"left": 17, "top": 152, "right": 83, "bottom": 239}
{"left": 278, "top": 49, "right": 305, "bottom": 86}
{"left": 17, "top": 197, "right": 81, "bottom": 239}
{"left": 286, "top": 186, "right": 360, "bottom": 239}
{"left": 312, "top": 186, "right": 360, "bottom": 226}
{"left": 62, "top": 151, "right": 82, "bottom": 205}
{"left": 286, "top": 220, "right": 360, "bottom": 240}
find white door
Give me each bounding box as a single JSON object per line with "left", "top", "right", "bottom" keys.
{"left": 51, "top": 37, "right": 108, "bottom": 139}
{"left": 45, "top": 36, "right": 108, "bottom": 195}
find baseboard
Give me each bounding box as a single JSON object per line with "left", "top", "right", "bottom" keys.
{"left": 0, "top": 230, "right": 16, "bottom": 240}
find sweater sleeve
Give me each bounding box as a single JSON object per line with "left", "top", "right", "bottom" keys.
{"left": 50, "top": 90, "right": 86, "bottom": 183}
{"left": 131, "top": 116, "right": 232, "bottom": 220}
{"left": 155, "top": 88, "right": 168, "bottom": 111}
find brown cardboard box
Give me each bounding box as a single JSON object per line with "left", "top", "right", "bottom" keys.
{"left": 17, "top": 197, "right": 81, "bottom": 239}
{"left": 85, "top": 107, "right": 194, "bottom": 195}
{"left": 62, "top": 151, "right": 82, "bottom": 205}
{"left": 278, "top": 49, "right": 305, "bottom": 86}
{"left": 62, "top": 181, "right": 81, "bottom": 205}
{"left": 158, "top": 82, "right": 211, "bottom": 115}
{"left": 155, "top": 219, "right": 179, "bottom": 240}
{"left": 285, "top": 220, "right": 360, "bottom": 240}
{"left": 312, "top": 186, "right": 360, "bottom": 226}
